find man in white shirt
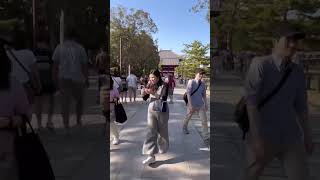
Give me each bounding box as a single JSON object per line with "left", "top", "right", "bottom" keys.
{"left": 52, "top": 29, "right": 89, "bottom": 129}
{"left": 126, "top": 71, "right": 138, "bottom": 102}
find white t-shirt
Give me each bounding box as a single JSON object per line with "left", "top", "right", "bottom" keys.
{"left": 52, "top": 40, "right": 88, "bottom": 83}
{"left": 6, "top": 49, "right": 37, "bottom": 84}
{"left": 126, "top": 74, "right": 137, "bottom": 88}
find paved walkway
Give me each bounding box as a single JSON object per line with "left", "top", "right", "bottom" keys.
{"left": 211, "top": 72, "right": 320, "bottom": 180}
{"left": 29, "top": 73, "right": 107, "bottom": 180}
{"left": 110, "top": 88, "right": 210, "bottom": 180}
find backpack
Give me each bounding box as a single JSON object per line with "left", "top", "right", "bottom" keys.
{"left": 34, "top": 48, "right": 56, "bottom": 94}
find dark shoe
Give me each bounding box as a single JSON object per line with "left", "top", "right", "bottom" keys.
{"left": 183, "top": 127, "right": 189, "bottom": 134}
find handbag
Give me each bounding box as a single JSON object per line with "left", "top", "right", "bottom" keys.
{"left": 114, "top": 101, "right": 127, "bottom": 124}
{"left": 151, "top": 85, "right": 168, "bottom": 112}
{"left": 15, "top": 115, "right": 55, "bottom": 180}
{"left": 234, "top": 67, "right": 292, "bottom": 140}
{"left": 183, "top": 80, "right": 201, "bottom": 105}
{"left": 152, "top": 99, "right": 167, "bottom": 112}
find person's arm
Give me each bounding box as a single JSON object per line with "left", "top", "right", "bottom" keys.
{"left": 52, "top": 46, "right": 60, "bottom": 90}
{"left": 295, "top": 69, "right": 313, "bottom": 155}
{"left": 186, "top": 80, "right": 193, "bottom": 108}
{"left": 202, "top": 82, "right": 208, "bottom": 111}
{"left": 80, "top": 47, "right": 89, "bottom": 87}
{"left": 28, "top": 51, "right": 42, "bottom": 94}
{"left": 29, "top": 63, "right": 42, "bottom": 94}
{"left": 245, "top": 58, "right": 265, "bottom": 159}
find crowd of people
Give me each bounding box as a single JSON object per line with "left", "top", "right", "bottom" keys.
{"left": 104, "top": 67, "right": 210, "bottom": 165}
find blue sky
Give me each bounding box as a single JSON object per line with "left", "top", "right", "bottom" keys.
{"left": 110, "top": 0, "right": 209, "bottom": 55}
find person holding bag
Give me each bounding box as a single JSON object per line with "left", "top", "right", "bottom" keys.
{"left": 243, "top": 24, "right": 313, "bottom": 180}
{"left": 100, "top": 75, "right": 121, "bottom": 145}
{"left": 0, "top": 44, "right": 31, "bottom": 180}
{"left": 182, "top": 68, "right": 209, "bottom": 144}
{"left": 141, "top": 69, "right": 169, "bottom": 165}
{"left": 4, "top": 31, "right": 42, "bottom": 105}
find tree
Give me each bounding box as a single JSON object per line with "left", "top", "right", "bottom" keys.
{"left": 216, "top": 0, "right": 320, "bottom": 54}
{"left": 110, "top": 6, "right": 159, "bottom": 77}
{"left": 176, "top": 40, "right": 209, "bottom": 79}
{"left": 191, "top": 0, "right": 210, "bottom": 22}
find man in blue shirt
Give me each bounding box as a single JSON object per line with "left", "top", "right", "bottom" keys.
{"left": 183, "top": 68, "right": 209, "bottom": 143}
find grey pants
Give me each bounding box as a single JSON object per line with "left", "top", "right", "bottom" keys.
{"left": 142, "top": 102, "right": 169, "bottom": 155}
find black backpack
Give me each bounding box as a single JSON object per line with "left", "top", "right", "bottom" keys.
{"left": 34, "top": 48, "right": 56, "bottom": 94}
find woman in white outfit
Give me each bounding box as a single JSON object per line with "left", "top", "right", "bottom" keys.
{"left": 141, "top": 69, "right": 169, "bottom": 165}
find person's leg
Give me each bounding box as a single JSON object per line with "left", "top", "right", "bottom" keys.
{"left": 142, "top": 105, "right": 158, "bottom": 164}
{"left": 157, "top": 110, "right": 169, "bottom": 154}
{"left": 182, "top": 108, "right": 194, "bottom": 134}
{"left": 72, "top": 81, "right": 85, "bottom": 126}
{"left": 59, "top": 79, "right": 71, "bottom": 129}
{"left": 199, "top": 108, "right": 209, "bottom": 139}
{"left": 110, "top": 120, "right": 119, "bottom": 145}
{"left": 283, "top": 143, "right": 310, "bottom": 180}
{"left": 245, "top": 141, "right": 278, "bottom": 180}
{"left": 46, "top": 94, "right": 55, "bottom": 130}
{"left": 34, "top": 95, "right": 43, "bottom": 129}
{"left": 128, "top": 87, "right": 133, "bottom": 102}
{"left": 133, "top": 87, "right": 136, "bottom": 102}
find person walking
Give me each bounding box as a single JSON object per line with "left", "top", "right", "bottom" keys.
{"left": 52, "top": 29, "right": 89, "bottom": 129}
{"left": 167, "top": 74, "right": 176, "bottom": 104}
{"left": 0, "top": 44, "right": 31, "bottom": 180}
{"left": 100, "top": 75, "right": 120, "bottom": 145}
{"left": 126, "top": 71, "right": 138, "bottom": 102}
{"left": 141, "top": 69, "right": 169, "bottom": 165}
{"left": 120, "top": 75, "right": 128, "bottom": 103}
{"left": 182, "top": 68, "right": 209, "bottom": 143}
{"left": 244, "top": 24, "right": 313, "bottom": 180}
{"left": 5, "top": 30, "right": 42, "bottom": 105}
{"left": 95, "top": 47, "right": 108, "bottom": 102}
{"left": 33, "top": 41, "right": 56, "bottom": 130}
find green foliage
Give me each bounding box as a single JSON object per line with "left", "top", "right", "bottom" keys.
{"left": 110, "top": 6, "right": 159, "bottom": 77}
{"left": 214, "top": 0, "right": 320, "bottom": 53}
{"left": 176, "top": 40, "right": 209, "bottom": 79}
{"left": 191, "top": 0, "right": 209, "bottom": 21}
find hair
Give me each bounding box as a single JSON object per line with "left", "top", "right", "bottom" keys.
{"left": 195, "top": 68, "right": 205, "bottom": 75}
{"left": 0, "top": 44, "right": 12, "bottom": 90}
{"left": 149, "top": 69, "right": 163, "bottom": 87}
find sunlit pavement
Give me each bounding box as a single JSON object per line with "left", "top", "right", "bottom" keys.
{"left": 110, "top": 87, "right": 210, "bottom": 180}
{"left": 30, "top": 73, "right": 107, "bottom": 180}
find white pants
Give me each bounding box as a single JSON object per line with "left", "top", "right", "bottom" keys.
{"left": 183, "top": 107, "right": 209, "bottom": 138}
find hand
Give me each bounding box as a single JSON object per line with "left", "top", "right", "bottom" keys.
{"left": 188, "top": 104, "right": 194, "bottom": 112}
{"left": 304, "top": 134, "right": 314, "bottom": 155}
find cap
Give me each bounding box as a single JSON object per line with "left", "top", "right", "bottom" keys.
{"left": 274, "top": 23, "right": 306, "bottom": 40}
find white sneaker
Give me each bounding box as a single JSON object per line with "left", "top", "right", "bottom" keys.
{"left": 112, "top": 138, "right": 120, "bottom": 145}
{"left": 142, "top": 156, "right": 156, "bottom": 165}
